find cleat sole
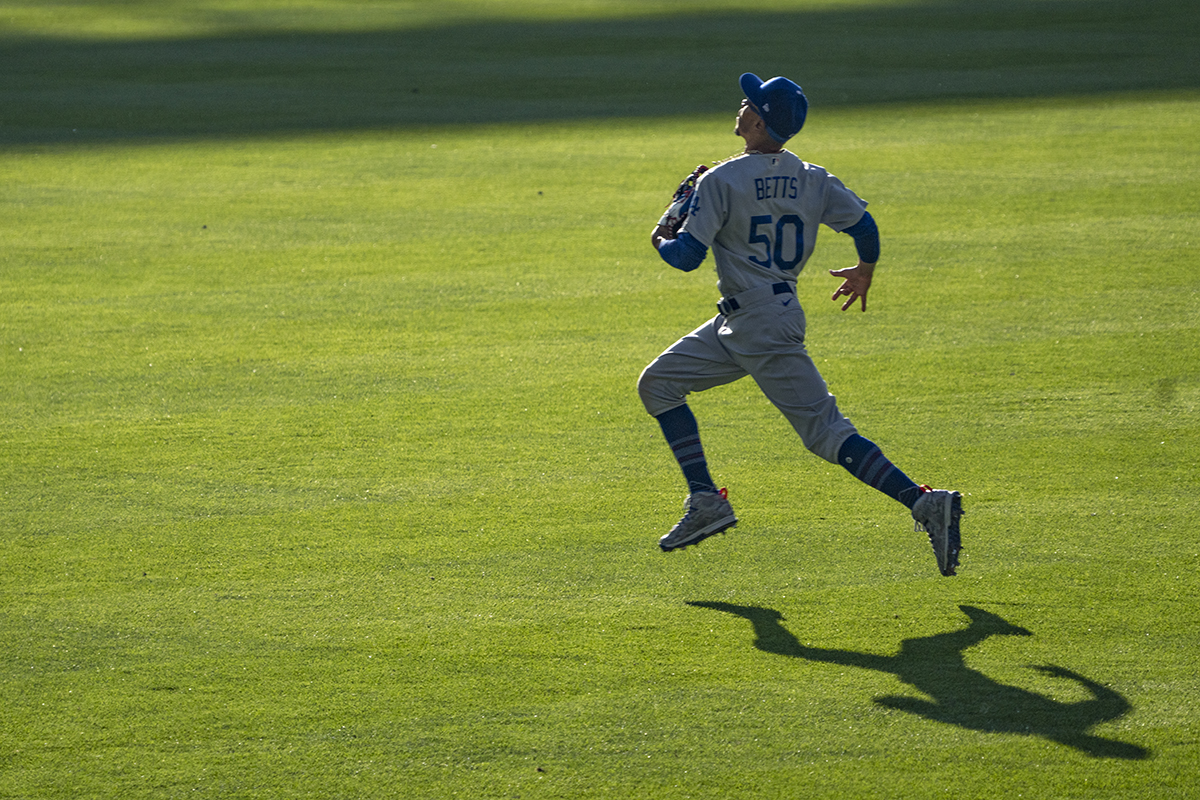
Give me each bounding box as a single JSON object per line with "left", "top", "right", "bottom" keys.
{"left": 659, "top": 519, "right": 737, "bottom": 552}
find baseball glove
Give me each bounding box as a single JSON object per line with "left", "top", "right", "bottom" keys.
{"left": 656, "top": 164, "right": 708, "bottom": 238}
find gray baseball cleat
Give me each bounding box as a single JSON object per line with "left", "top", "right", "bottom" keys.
{"left": 912, "top": 487, "right": 963, "bottom": 576}
{"left": 659, "top": 488, "right": 737, "bottom": 551}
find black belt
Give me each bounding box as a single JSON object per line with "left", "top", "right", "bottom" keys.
{"left": 717, "top": 282, "right": 793, "bottom": 315}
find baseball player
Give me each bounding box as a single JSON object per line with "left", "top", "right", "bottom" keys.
{"left": 638, "top": 73, "right": 962, "bottom": 576}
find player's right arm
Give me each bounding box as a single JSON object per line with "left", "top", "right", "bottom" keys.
{"left": 829, "top": 260, "right": 875, "bottom": 312}
{"left": 829, "top": 211, "right": 879, "bottom": 312}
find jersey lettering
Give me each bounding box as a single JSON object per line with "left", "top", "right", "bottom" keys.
{"left": 754, "top": 176, "right": 799, "bottom": 201}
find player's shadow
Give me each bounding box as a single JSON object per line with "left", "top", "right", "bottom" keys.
{"left": 687, "top": 601, "right": 1148, "bottom": 760}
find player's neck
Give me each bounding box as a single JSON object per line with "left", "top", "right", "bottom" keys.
{"left": 740, "top": 133, "right": 783, "bottom": 155}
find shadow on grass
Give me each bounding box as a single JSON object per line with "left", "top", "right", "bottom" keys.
{"left": 2, "top": 0, "right": 1197, "bottom": 146}
{"left": 687, "top": 601, "right": 1149, "bottom": 760}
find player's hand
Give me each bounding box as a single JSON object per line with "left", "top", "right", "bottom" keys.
{"left": 651, "top": 224, "right": 676, "bottom": 249}
{"left": 830, "top": 261, "right": 875, "bottom": 312}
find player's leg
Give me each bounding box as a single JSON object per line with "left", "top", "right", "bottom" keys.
{"left": 836, "top": 436, "right": 962, "bottom": 577}
{"left": 724, "top": 303, "right": 856, "bottom": 464}
{"left": 638, "top": 317, "right": 744, "bottom": 549}
{"left": 723, "top": 303, "right": 911, "bottom": 497}
{"left": 836, "top": 434, "right": 923, "bottom": 508}
{"left": 736, "top": 319, "right": 926, "bottom": 504}
{"left": 836, "top": 433, "right": 961, "bottom": 576}
{"left": 638, "top": 316, "right": 746, "bottom": 493}
{"left": 653, "top": 404, "right": 717, "bottom": 494}
{"left": 725, "top": 302, "right": 962, "bottom": 573}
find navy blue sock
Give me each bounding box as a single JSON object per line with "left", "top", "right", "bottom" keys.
{"left": 655, "top": 405, "right": 717, "bottom": 494}
{"left": 838, "top": 434, "right": 923, "bottom": 509}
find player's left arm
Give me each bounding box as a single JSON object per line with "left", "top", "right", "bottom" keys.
{"left": 651, "top": 164, "right": 724, "bottom": 272}
{"left": 829, "top": 211, "right": 879, "bottom": 312}
{"left": 652, "top": 228, "right": 708, "bottom": 272}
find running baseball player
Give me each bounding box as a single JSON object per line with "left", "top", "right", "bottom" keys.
{"left": 639, "top": 73, "right": 962, "bottom": 576}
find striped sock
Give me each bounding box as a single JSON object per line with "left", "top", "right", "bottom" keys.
{"left": 838, "top": 434, "right": 923, "bottom": 509}
{"left": 655, "top": 405, "right": 717, "bottom": 494}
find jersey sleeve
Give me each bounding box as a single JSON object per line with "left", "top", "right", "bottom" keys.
{"left": 678, "top": 169, "right": 725, "bottom": 248}
{"left": 821, "top": 174, "right": 869, "bottom": 233}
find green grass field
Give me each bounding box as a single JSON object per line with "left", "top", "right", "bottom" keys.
{"left": 2, "top": 1, "right": 1199, "bottom": 797}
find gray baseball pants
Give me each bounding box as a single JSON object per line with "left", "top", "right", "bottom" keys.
{"left": 637, "top": 282, "right": 857, "bottom": 465}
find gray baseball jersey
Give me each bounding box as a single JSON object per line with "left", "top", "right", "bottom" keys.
{"left": 681, "top": 150, "right": 868, "bottom": 298}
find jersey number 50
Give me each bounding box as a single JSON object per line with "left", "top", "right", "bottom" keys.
{"left": 748, "top": 214, "right": 805, "bottom": 271}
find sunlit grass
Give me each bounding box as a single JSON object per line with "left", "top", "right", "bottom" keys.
{"left": 2, "top": 0, "right": 1199, "bottom": 793}
{"left": 3, "top": 91, "right": 1198, "bottom": 796}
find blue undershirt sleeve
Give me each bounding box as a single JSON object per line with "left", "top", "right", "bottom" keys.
{"left": 656, "top": 231, "right": 708, "bottom": 272}
{"left": 841, "top": 211, "right": 880, "bottom": 264}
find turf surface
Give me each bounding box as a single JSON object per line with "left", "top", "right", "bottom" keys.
{"left": 2, "top": 1, "right": 1198, "bottom": 797}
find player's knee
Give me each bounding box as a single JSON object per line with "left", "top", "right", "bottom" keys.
{"left": 637, "top": 364, "right": 680, "bottom": 416}
{"left": 803, "top": 423, "right": 858, "bottom": 465}
{"left": 782, "top": 402, "right": 857, "bottom": 464}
